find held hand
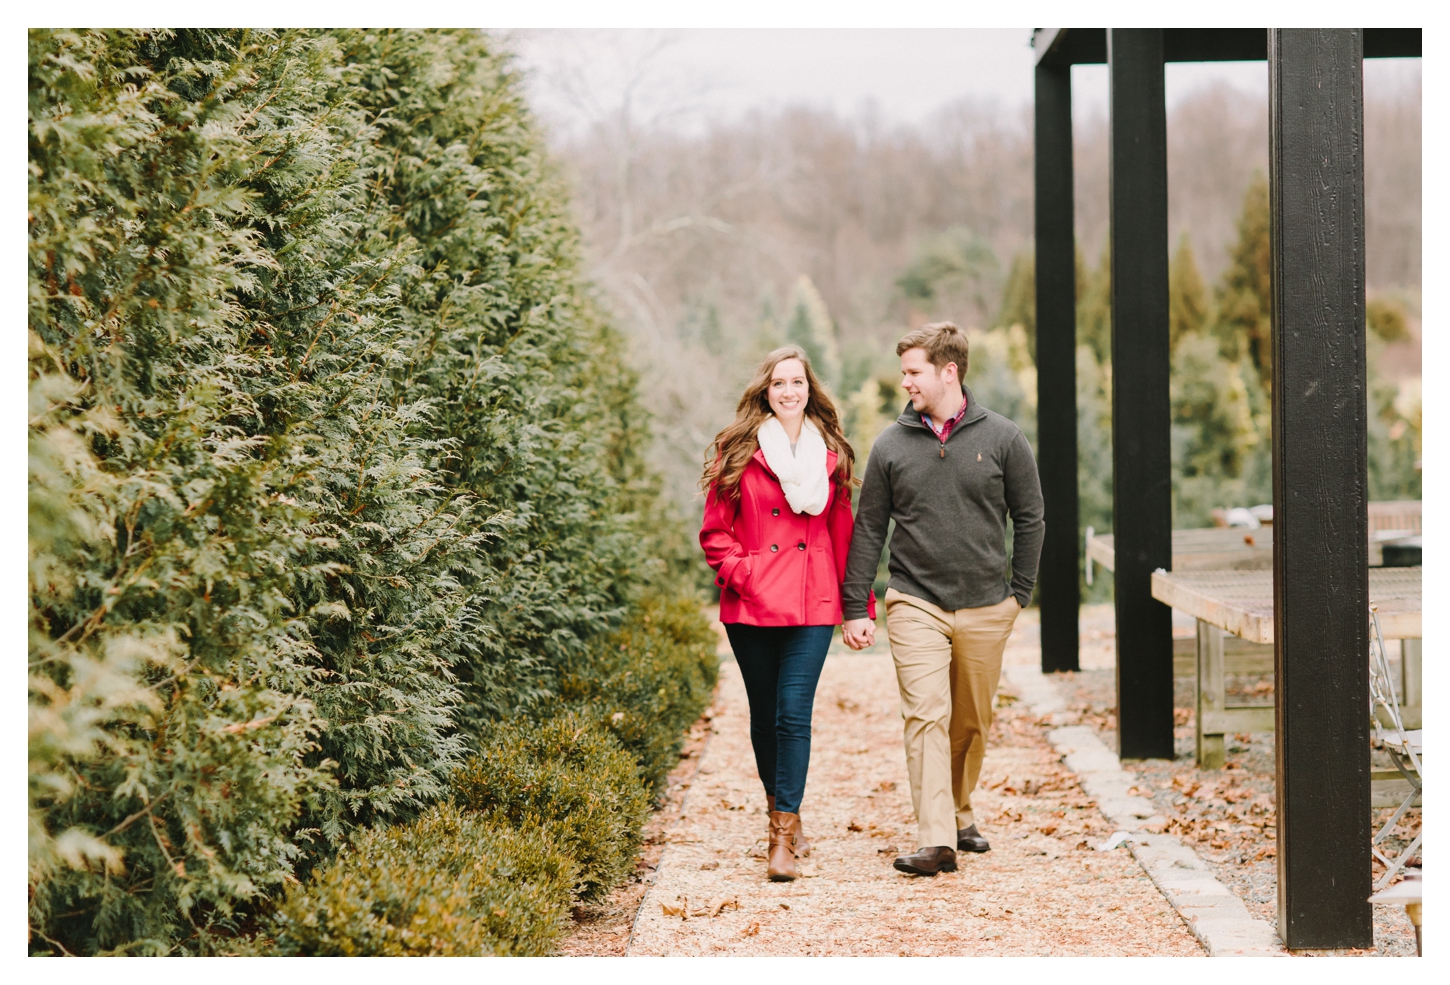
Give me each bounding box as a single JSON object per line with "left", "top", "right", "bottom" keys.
{"left": 843, "top": 618, "right": 876, "bottom": 650}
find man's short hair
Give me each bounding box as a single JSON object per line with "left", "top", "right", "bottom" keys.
{"left": 896, "top": 321, "right": 969, "bottom": 377}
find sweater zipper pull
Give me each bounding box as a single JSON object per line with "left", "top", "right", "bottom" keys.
{"left": 939, "top": 444, "right": 945, "bottom": 459}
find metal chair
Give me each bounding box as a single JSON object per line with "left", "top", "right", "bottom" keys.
{"left": 1369, "top": 603, "right": 1422, "bottom": 890}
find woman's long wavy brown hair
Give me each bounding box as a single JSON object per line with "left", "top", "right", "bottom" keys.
{"left": 700, "top": 345, "right": 856, "bottom": 500}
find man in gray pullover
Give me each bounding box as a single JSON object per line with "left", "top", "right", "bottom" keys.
{"left": 842, "top": 322, "right": 1044, "bottom": 876}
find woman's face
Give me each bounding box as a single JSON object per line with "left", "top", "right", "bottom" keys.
{"left": 767, "top": 358, "right": 809, "bottom": 423}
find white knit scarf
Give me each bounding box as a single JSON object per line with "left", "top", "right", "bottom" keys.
{"left": 757, "top": 416, "right": 830, "bottom": 516}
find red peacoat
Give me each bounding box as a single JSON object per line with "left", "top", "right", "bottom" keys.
{"left": 700, "top": 448, "right": 875, "bottom": 627}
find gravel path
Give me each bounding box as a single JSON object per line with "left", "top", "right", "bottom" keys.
{"left": 625, "top": 617, "right": 1204, "bottom": 956}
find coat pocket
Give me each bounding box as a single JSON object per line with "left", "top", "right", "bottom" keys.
{"left": 809, "top": 545, "right": 838, "bottom": 605}
{"left": 750, "top": 544, "right": 804, "bottom": 611}
{"left": 737, "top": 550, "right": 760, "bottom": 601}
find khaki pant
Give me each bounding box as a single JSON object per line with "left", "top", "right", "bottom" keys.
{"left": 884, "top": 587, "right": 1020, "bottom": 850}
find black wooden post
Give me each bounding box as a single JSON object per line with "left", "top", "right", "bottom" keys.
{"left": 1107, "top": 29, "right": 1174, "bottom": 760}
{"left": 1034, "top": 61, "right": 1080, "bottom": 674}
{"left": 1268, "top": 28, "right": 1372, "bottom": 950}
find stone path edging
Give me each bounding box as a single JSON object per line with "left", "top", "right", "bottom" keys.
{"left": 1003, "top": 665, "right": 1284, "bottom": 957}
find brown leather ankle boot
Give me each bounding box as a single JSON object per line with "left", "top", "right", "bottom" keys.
{"left": 765, "top": 795, "right": 811, "bottom": 857}
{"left": 767, "top": 811, "right": 802, "bottom": 881}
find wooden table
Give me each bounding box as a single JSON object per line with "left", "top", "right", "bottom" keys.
{"left": 1149, "top": 567, "right": 1422, "bottom": 644}
{"left": 1150, "top": 567, "right": 1422, "bottom": 789}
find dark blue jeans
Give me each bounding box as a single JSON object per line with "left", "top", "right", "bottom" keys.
{"left": 724, "top": 623, "right": 834, "bottom": 815}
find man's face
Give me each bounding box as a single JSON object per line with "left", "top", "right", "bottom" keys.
{"left": 900, "top": 347, "right": 956, "bottom": 414}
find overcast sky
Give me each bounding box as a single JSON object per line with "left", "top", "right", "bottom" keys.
{"left": 506, "top": 28, "right": 1420, "bottom": 139}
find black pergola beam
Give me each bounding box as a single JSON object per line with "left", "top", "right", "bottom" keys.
{"left": 1033, "top": 27, "right": 1420, "bottom": 65}
{"left": 1034, "top": 60, "right": 1079, "bottom": 674}
{"left": 1107, "top": 29, "right": 1174, "bottom": 760}
{"left": 1033, "top": 27, "right": 1106, "bottom": 67}
{"left": 1268, "top": 28, "right": 1373, "bottom": 950}
{"left": 1364, "top": 28, "right": 1423, "bottom": 58}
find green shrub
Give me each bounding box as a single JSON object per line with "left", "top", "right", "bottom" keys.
{"left": 558, "top": 588, "right": 720, "bottom": 794}
{"left": 453, "top": 713, "right": 651, "bottom": 902}
{"left": 267, "top": 805, "right": 575, "bottom": 956}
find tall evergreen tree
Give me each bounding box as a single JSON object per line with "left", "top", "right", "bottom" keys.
{"left": 996, "top": 250, "right": 1035, "bottom": 359}
{"left": 1076, "top": 237, "right": 1112, "bottom": 366}
{"left": 784, "top": 275, "right": 840, "bottom": 389}
{"left": 1168, "top": 233, "right": 1209, "bottom": 352}
{"left": 1214, "top": 174, "right": 1273, "bottom": 392}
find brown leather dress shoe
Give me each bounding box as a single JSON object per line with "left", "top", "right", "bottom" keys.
{"left": 766, "top": 795, "right": 811, "bottom": 856}
{"left": 892, "top": 846, "right": 958, "bottom": 875}
{"left": 767, "top": 811, "right": 803, "bottom": 881}
{"left": 957, "top": 824, "right": 991, "bottom": 853}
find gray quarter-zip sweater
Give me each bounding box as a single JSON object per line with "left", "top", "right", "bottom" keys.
{"left": 842, "top": 386, "right": 1045, "bottom": 618}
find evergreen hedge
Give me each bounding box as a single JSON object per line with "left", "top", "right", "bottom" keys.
{"left": 29, "top": 28, "right": 717, "bottom": 956}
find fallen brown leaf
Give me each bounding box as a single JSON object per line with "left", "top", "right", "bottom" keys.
{"left": 847, "top": 820, "right": 864, "bottom": 832}
{"left": 742, "top": 921, "right": 760, "bottom": 937}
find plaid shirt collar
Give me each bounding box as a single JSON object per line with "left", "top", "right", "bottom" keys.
{"left": 921, "top": 392, "right": 969, "bottom": 441}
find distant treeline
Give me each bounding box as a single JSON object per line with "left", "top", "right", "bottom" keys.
{"left": 545, "top": 69, "right": 1421, "bottom": 564}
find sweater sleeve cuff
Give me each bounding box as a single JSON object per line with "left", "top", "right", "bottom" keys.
{"left": 718, "top": 554, "right": 751, "bottom": 595}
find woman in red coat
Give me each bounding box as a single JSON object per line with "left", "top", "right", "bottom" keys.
{"left": 699, "top": 344, "right": 874, "bottom": 882}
